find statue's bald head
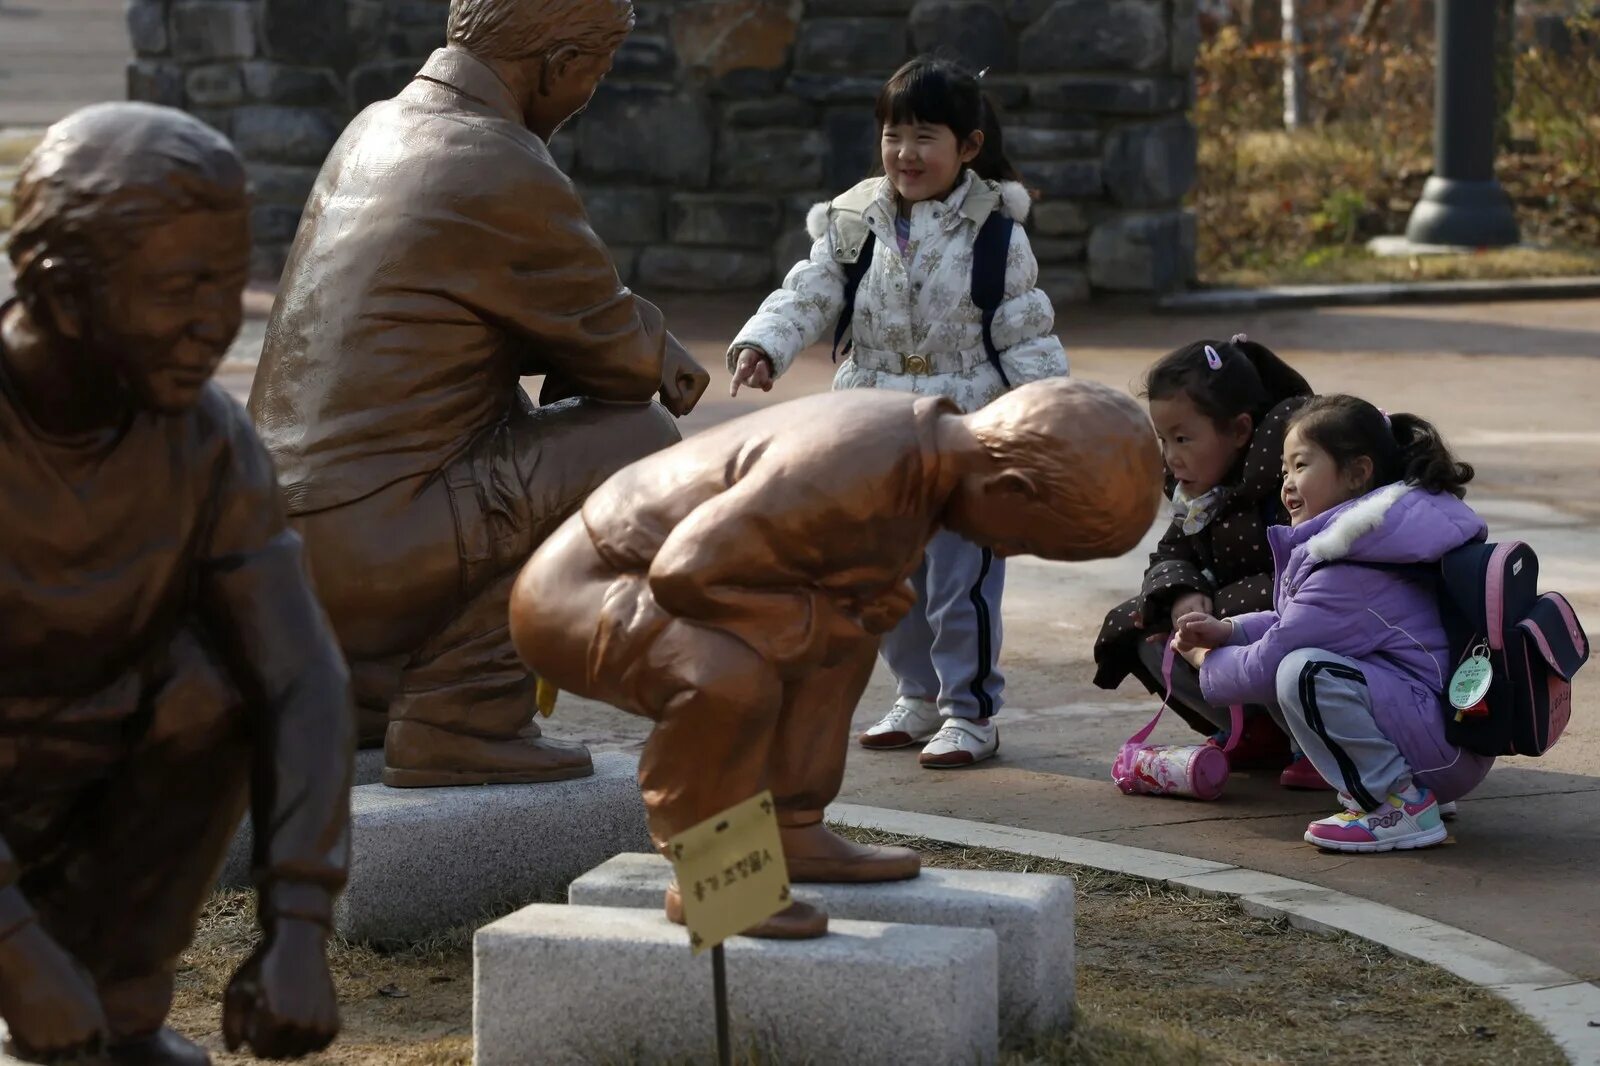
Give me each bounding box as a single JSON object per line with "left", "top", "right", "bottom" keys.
{"left": 966, "top": 378, "right": 1163, "bottom": 561}
{"left": 447, "top": 0, "right": 635, "bottom": 62}
{"left": 7, "top": 102, "right": 247, "bottom": 308}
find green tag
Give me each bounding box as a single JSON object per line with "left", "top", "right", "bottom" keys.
{"left": 1449, "top": 654, "right": 1493, "bottom": 711}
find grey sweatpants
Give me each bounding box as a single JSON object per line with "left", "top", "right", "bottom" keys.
{"left": 1273, "top": 648, "right": 1413, "bottom": 811}
{"left": 879, "top": 528, "right": 1005, "bottom": 720}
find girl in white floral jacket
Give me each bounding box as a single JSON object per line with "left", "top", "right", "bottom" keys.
{"left": 728, "top": 56, "right": 1070, "bottom": 769}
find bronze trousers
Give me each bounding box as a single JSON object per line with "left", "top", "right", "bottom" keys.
{"left": 516, "top": 521, "right": 882, "bottom": 848}
{"left": 0, "top": 629, "right": 250, "bottom": 1039}
{"left": 294, "top": 396, "right": 680, "bottom": 744}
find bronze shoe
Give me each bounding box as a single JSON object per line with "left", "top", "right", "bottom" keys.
{"left": 780, "top": 822, "right": 921, "bottom": 883}
{"left": 381, "top": 720, "right": 593, "bottom": 787}
{"left": 106, "top": 1027, "right": 212, "bottom": 1066}
{"left": 664, "top": 883, "right": 828, "bottom": 940}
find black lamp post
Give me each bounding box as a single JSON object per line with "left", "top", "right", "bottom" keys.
{"left": 1404, "top": 0, "right": 1520, "bottom": 247}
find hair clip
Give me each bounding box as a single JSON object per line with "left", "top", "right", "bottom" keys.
{"left": 1230, "top": 333, "right": 1249, "bottom": 345}
{"left": 1378, "top": 407, "right": 1392, "bottom": 427}
{"left": 976, "top": 67, "right": 991, "bottom": 80}
{"left": 1204, "top": 344, "right": 1223, "bottom": 370}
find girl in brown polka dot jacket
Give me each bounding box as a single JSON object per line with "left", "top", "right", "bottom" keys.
{"left": 1094, "top": 337, "right": 1317, "bottom": 782}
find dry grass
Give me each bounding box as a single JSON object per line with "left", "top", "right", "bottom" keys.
{"left": 1194, "top": 21, "right": 1600, "bottom": 288}
{"left": 167, "top": 829, "right": 1565, "bottom": 1066}
{"left": 1218, "top": 245, "right": 1600, "bottom": 289}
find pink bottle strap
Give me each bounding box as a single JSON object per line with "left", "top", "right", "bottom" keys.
{"left": 1122, "top": 641, "right": 1246, "bottom": 751}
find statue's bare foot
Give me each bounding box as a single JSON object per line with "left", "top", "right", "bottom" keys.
{"left": 381, "top": 720, "right": 593, "bottom": 787}
{"left": 664, "top": 884, "right": 828, "bottom": 939}
{"left": 780, "top": 822, "right": 921, "bottom": 883}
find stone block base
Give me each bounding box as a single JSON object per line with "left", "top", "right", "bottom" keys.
{"left": 224, "top": 753, "right": 651, "bottom": 943}
{"left": 474, "top": 904, "right": 999, "bottom": 1066}
{"left": 570, "top": 851, "right": 1074, "bottom": 1038}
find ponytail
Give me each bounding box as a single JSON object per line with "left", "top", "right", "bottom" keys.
{"left": 971, "top": 94, "right": 1024, "bottom": 185}
{"left": 1290, "top": 395, "right": 1474, "bottom": 499}
{"left": 1388, "top": 412, "right": 1475, "bottom": 498}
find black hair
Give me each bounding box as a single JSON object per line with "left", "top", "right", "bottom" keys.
{"left": 1288, "top": 394, "right": 1474, "bottom": 498}
{"left": 1141, "top": 336, "right": 1310, "bottom": 430}
{"left": 873, "top": 56, "right": 1023, "bottom": 185}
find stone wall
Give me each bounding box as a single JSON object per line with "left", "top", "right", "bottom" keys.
{"left": 126, "top": 0, "right": 1200, "bottom": 299}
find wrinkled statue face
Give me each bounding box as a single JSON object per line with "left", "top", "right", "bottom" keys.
{"left": 81, "top": 208, "right": 249, "bottom": 413}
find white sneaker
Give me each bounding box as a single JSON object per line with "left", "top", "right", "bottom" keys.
{"left": 1439, "top": 800, "right": 1458, "bottom": 821}
{"left": 859, "top": 697, "right": 942, "bottom": 750}
{"left": 919, "top": 718, "right": 999, "bottom": 769}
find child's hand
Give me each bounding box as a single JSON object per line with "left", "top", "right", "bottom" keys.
{"left": 730, "top": 348, "right": 774, "bottom": 397}
{"left": 1173, "top": 639, "right": 1209, "bottom": 670}
{"left": 1174, "top": 611, "right": 1233, "bottom": 650}
{"left": 1170, "top": 592, "right": 1213, "bottom": 631}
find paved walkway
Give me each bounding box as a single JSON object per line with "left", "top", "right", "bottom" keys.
{"left": 0, "top": 0, "right": 127, "bottom": 127}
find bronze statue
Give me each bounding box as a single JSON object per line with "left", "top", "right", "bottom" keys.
{"left": 0, "top": 103, "right": 351, "bottom": 1065}
{"left": 247, "top": 0, "right": 710, "bottom": 787}
{"left": 511, "top": 379, "right": 1162, "bottom": 937}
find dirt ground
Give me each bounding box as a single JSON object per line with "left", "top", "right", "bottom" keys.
{"left": 169, "top": 830, "right": 1563, "bottom": 1066}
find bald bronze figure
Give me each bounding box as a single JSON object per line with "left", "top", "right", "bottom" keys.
{"left": 0, "top": 104, "right": 350, "bottom": 1065}
{"left": 511, "top": 379, "right": 1162, "bottom": 937}
{"left": 247, "top": 0, "right": 709, "bottom": 787}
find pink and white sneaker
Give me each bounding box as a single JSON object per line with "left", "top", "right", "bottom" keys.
{"left": 1304, "top": 789, "right": 1447, "bottom": 853}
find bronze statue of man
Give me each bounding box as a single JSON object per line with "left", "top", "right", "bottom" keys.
{"left": 511, "top": 379, "right": 1162, "bottom": 936}
{"left": 0, "top": 103, "right": 350, "bottom": 1065}
{"left": 248, "top": 0, "right": 709, "bottom": 787}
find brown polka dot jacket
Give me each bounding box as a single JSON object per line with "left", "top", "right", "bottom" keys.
{"left": 1093, "top": 396, "right": 1310, "bottom": 691}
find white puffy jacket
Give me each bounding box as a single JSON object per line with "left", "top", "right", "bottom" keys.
{"left": 729, "top": 169, "right": 1069, "bottom": 412}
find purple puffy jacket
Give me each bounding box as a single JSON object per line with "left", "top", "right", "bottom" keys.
{"left": 1201, "top": 482, "right": 1496, "bottom": 801}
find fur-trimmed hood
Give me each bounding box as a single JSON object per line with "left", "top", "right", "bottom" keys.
{"left": 1270, "top": 482, "right": 1487, "bottom": 579}
{"left": 806, "top": 170, "right": 1030, "bottom": 244}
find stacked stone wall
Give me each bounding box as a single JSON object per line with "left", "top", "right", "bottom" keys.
{"left": 128, "top": 0, "right": 1200, "bottom": 298}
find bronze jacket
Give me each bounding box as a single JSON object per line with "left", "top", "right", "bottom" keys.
{"left": 250, "top": 47, "right": 671, "bottom": 515}
{"left": 581, "top": 390, "right": 956, "bottom": 672}
{"left": 0, "top": 359, "right": 351, "bottom": 928}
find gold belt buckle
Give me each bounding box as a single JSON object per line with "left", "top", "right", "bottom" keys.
{"left": 902, "top": 354, "right": 930, "bottom": 375}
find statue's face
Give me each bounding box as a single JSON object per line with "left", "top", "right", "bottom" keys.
{"left": 88, "top": 207, "right": 249, "bottom": 413}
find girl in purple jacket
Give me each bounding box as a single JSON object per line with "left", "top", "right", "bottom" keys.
{"left": 1172, "top": 395, "right": 1494, "bottom": 853}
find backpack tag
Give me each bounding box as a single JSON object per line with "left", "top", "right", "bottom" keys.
{"left": 1449, "top": 643, "right": 1494, "bottom": 717}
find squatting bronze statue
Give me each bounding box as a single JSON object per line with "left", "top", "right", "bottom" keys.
{"left": 0, "top": 103, "right": 351, "bottom": 1065}
{"left": 248, "top": 0, "right": 709, "bottom": 787}
{"left": 511, "top": 379, "right": 1162, "bottom": 936}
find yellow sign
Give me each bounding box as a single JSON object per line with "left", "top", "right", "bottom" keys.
{"left": 665, "top": 790, "right": 791, "bottom": 955}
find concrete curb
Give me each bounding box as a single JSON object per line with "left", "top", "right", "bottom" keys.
{"left": 1157, "top": 276, "right": 1600, "bottom": 314}
{"left": 829, "top": 803, "right": 1600, "bottom": 1066}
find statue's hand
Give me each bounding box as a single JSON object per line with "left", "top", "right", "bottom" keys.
{"left": 223, "top": 918, "right": 338, "bottom": 1059}
{"left": 658, "top": 335, "right": 709, "bottom": 417}
{"left": 0, "top": 921, "right": 108, "bottom": 1060}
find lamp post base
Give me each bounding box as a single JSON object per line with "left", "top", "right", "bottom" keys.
{"left": 1404, "top": 176, "right": 1521, "bottom": 248}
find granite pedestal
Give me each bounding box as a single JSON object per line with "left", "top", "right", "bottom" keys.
{"left": 474, "top": 904, "right": 999, "bottom": 1066}
{"left": 570, "top": 851, "right": 1075, "bottom": 1039}
{"left": 217, "top": 747, "right": 384, "bottom": 887}
{"left": 222, "top": 753, "right": 652, "bottom": 942}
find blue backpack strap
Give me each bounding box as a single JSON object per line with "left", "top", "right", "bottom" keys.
{"left": 971, "top": 213, "right": 1014, "bottom": 389}
{"left": 831, "top": 231, "right": 877, "bottom": 363}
